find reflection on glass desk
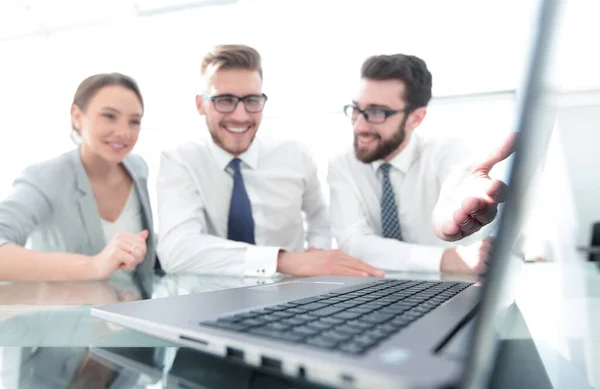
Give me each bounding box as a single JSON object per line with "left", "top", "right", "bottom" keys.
{"left": 0, "top": 259, "right": 599, "bottom": 388}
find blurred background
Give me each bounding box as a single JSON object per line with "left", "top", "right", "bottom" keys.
{"left": 0, "top": 0, "right": 598, "bottom": 253}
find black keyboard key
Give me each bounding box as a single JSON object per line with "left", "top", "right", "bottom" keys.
{"left": 264, "top": 305, "right": 290, "bottom": 312}
{"left": 352, "top": 297, "right": 374, "bottom": 302}
{"left": 318, "top": 298, "right": 344, "bottom": 304}
{"left": 321, "top": 331, "right": 352, "bottom": 342}
{"left": 281, "top": 318, "right": 306, "bottom": 326}
{"left": 361, "top": 303, "right": 383, "bottom": 310}
{"left": 347, "top": 307, "right": 374, "bottom": 314}
{"left": 311, "top": 306, "right": 346, "bottom": 317}
{"left": 369, "top": 300, "right": 390, "bottom": 306}
{"left": 379, "top": 307, "right": 408, "bottom": 315}
{"left": 271, "top": 311, "right": 294, "bottom": 319}
{"left": 413, "top": 306, "right": 432, "bottom": 313}
{"left": 319, "top": 317, "right": 346, "bottom": 325}
{"left": 360, "top": 313, "right": 394, "bottom": 324}
{"left": 217, "top": 316, "right": 241, "bottom": 323}
{"left": 346, "top": 320, "right": 374, "bottom": 330}
{"left": 292, "top": 326, "right": 321, "bottom": 337}
{"left": 332, "top": 311, "right": 363, "bottom": 320}
{"left": 379, "top": 296, "right": 401, "bottom": 303}
{"left": 261, "top": 314, "right": 283, "bottom": 322}
{"left": 296, "top": 314, "right": 319, "bottom": 321}
{"left": 368, "top": 329, "right": 392, "bottom": 340}
{"left": 241, "top": 318, "right": 265, "bottom": 326}
{"left": 203, "top": 321, "right": 249, "bottom": 332}
{"left": 248, "top": 328, "right": 303, "bottom": 342}
{"left": 352, "top": 334, "right": 381, "bottom": 348}
{"left": 307, "top": 321, "right": 335, "bottom": 330}
{"left": 301, "top": 302, "right": 330, "bottom": 311}
{"left": 404, "top": 311, "right": 424, "bottom": 319}
{"left": 376, "top": 323, "right": 401, "bottom": 334}
{"left": 306, "top": 337, "right": 338, "bottom": 349}
{"left": 334, "top": 325, "right": 365, "bottom": 336}
{"left": 265, "top": 322, "right": 292, "bottom": 331}
{"left": 233, "top": 312, "right": 260, "bottom": 320}
{"left": 286, "top": 307, "right": 309, "bottom": 314}
{"left": 391, "top": 317, "right": 412, "bottom": 327}
{"left": 290, "top": 297, "right": 325, "bottom": 305}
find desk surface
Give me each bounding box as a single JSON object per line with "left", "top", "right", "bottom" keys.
{"left": 0, "top": 259, "right": 598, "bottom": 389}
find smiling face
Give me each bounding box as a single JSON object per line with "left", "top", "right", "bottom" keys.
{"left": 351, "top": 53, "right": 432, "bottom": 163}
{"left": 71, "top": 85, "right": 143, "bottom": 163}
{"left": 196, "top": 69, "right": 263, "bottom": 156}
{"left": 352, "top": 78, "right": 411, "bottom": 163}
{"left": 352, "top": 78, "right": 428, "bottom": 163}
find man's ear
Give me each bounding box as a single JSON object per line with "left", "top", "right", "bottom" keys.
{"left": 406, "top": 106, "right": 427, "bottom": 132}
{"left": 196, "top": 95, "right": 205, "bottom": 116}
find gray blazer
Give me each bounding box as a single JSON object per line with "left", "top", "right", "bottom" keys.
{"left": 0, "top": 149, "right": 156, "bottom": 277}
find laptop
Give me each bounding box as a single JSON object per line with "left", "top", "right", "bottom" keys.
{"left": 92, "top": 0, "right": 560, "bottom": 387}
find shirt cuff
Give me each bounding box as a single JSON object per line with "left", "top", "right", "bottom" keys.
{"left": 408, "top": 245, "right": 445, "bottom": 272}
{"left": 244, "top": 246, "right": 280, "bottom": 277}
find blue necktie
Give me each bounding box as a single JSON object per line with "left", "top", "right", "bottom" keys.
{"left": 380, "top": 163, "right": 403, "bottom": 240}
{"left": 227, "top": 158, "right": 255, "bottom": 244}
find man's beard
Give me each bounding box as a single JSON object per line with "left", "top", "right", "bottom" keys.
{"left": 207, "top": 118, "right": 257, "bottom": 155}
{"left": 354, "top": 117, "right": 407, "bottom": 163}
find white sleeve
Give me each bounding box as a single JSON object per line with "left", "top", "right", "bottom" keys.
{"left": 328, "top": 159, "right": 443, "bottom": 272}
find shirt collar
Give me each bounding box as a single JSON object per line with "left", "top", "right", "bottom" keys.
{"left": 372, "top": 133, "right": 418, "bottom": 174}
{"left": 208, "top": 137, "right": 260, "bottom": 171}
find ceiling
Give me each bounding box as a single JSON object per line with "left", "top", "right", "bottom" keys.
{"left": 0, "top": 0, "right": 240, "bottom": 41}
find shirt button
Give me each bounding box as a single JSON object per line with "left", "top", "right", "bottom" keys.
{"left": 261, "top": 269, "right": 265, "bottom": 273}
{"left": 256, "top": 269, "right": 260, "bottom": 273}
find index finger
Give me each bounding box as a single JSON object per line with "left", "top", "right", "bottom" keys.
{"left": 472, "top": 132, "right": 517, "bottom": 174}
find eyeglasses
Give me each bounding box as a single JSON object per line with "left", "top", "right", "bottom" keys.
{"left": 343, "top": 104, "right": 410, "bottom": 124}
{"left": 204, "top": 93, "right": 268, "bottom": 113}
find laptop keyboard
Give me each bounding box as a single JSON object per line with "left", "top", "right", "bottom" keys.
{"left": 200, "top": 279, "right": 472, "bottom": 356}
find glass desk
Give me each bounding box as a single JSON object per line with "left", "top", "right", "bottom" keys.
{"left": 0, "top": 257, "right": 598, "bottom": 389}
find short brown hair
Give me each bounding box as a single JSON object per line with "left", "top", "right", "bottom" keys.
{"left": 361, "top": 54, "right": 432, "bottom": 110}
{"left": 72, "top": 73, "right": 143, "bottom": 131}
{"left": 201, "top": 44, "right": 262, "bottom": 78}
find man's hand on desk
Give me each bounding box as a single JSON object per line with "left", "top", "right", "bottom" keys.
{"left": 433, "top": 132, "right": 517, "bottom": 242}
{"left": 440, "top": 237, "right": 493, "bottom": 274}
{"left": 277, "top": 249, "right": 385, "bottom": 277}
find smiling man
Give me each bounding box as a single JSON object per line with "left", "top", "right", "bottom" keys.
{"left": 328, "top": 54, "right": 511, "bottom": 274}
{"left": 156, "top": 44, "right": 383, "bottom": 278}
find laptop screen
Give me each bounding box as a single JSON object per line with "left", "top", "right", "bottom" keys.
{"left": 459, "top": 0, "right": 562, "bottom": 387}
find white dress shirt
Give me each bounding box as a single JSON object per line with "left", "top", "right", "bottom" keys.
{"left": 156, "top": 137, "right": 331, "bottom": 277}
{"left": 328, "top": 133, "right": 486, "bottom": 272}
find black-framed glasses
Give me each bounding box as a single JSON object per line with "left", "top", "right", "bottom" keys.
{"left": 205, "top": 93, "right": 268, "bottom": 113}
{"left": 343, "top": 104, "right": 410, "bottom": 124}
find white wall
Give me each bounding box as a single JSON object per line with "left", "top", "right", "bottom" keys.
{"left": 0, "top": 0, "right": 597, "bottom": 238}
{"left": 554, "top": 91, "right": 600, "bottom": 247}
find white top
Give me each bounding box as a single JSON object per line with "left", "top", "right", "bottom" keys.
{"left": 328, "top": 133, "right": 488, "bottom": 273}
{"left": 156, "top": 137, "right": 331, "bottom": 277}
{"left": 101, "top": 187, "right": 144, "bottom": 243}
{"left": 101, "top": 186, "right": 144, "bottom": 286}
